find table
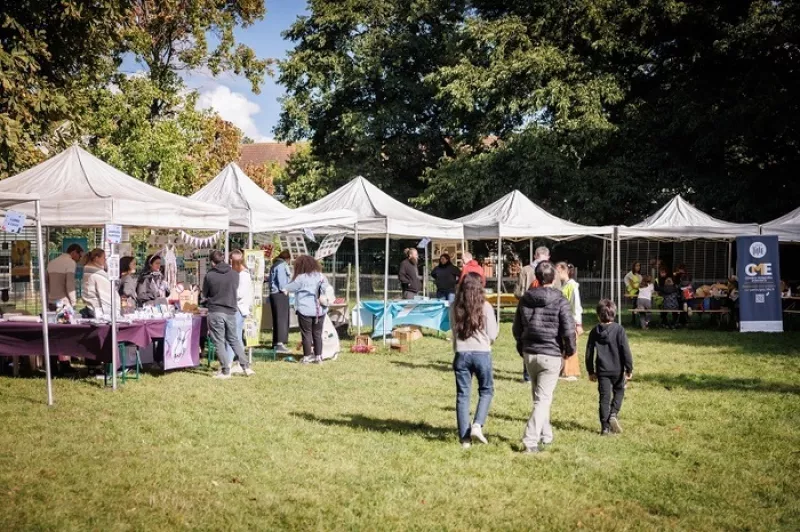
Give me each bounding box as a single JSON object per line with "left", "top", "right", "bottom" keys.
{"left": 0, "top": 316, "right": 205, "bottom": 365}
{"left": 357, "top": 300, "right": 450, "bottom": 337}
{"left": 485, "top": 294, "right": 519, "bottom": 307}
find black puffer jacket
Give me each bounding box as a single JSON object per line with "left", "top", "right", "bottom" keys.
{"left": 512, "top": 286, "right": 577, "bottom": 357}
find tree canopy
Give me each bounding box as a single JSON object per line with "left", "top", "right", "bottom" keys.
{"left": 278, "top": 0, "right": 800, "bottom": 223}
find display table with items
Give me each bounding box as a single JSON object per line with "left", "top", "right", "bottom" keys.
{"left": 355, "top": 299, "right": 451, "bottom": 338}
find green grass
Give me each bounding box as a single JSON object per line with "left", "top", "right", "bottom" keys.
{"left": 2, "top": 318, "right": 800, "bottom": 531}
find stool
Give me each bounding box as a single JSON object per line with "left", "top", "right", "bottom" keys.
{"left": 205, "top": 337, "right": 216, "bottom": 367}
{"left": 252, "top": 347, "right": 276, "bottom": 362}
{"left": 104, "top": 343, "right": 142, "bottom": 387}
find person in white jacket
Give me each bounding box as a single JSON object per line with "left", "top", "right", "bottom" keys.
{"left": 227, "top": 250, "right": 253, "bottom": 373}
{"left": 82, "top": 248, "right": 120, "bottom": 319}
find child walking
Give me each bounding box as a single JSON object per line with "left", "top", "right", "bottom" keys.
{"left": 451, "top": 272, "right": 499, "bottom": 448}
{"left": 585, "top": 300, "right": 634, "bottom": 435}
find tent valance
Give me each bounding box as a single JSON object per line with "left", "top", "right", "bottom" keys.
{"left": 0, "top": 145, "right": 229, "bottom": 230}
{"left": 456, "top": 190, "right": 613, "bottom": 240}
{"left": 294, "top": 176, "right": 464, "bottom": 239}
{"left": 618, "top": 195, "right": 759, "bottom": 240}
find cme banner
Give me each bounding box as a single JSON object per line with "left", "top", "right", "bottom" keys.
{"left": 736, "top": 235, "right": 782, "bottom": 333}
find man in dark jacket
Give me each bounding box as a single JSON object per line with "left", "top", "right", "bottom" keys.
{"left": 398, "top": 248, "right": 422, "bottom": 299}
{"left": 512, "top": 261, "right": 577, "bottom": 453}
{"left": 203, "top": 250, "right": 250, "bottom": 379}
{"left": 431, "top": 253, "right": 461, "bottom": 302}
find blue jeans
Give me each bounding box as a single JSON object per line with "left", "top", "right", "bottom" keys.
{"left": 437, "top": 290, "right": 456, "bottom": 304}
{"left": 453, "top": 351, "right": 494, "bottom": 442}
{"left": 225, "top": 311, "right": 245, "bottom": 364}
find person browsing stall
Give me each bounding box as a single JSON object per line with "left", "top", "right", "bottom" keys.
{"left": 47, "top": 243, "right": 83, "bottom": 308}
{"left": 431, "top": 253, "right": 461, "bottom": 303}
{"left": 459, "top": 252, "right": 486, "bottom": 286}
{"left": 285, "top": 254, "right": 330, "bottom": 364}
{"left": 398, "top": 248, "right": 422, "bottom": 299}
{"left": 269, "top": 250, "right": 292, "bottom": 354}
{"left": 203, "top": 250, "right": 252, "bottom": 379}
{"left": 82, "top": 248, "right": 119, "bottom": 319}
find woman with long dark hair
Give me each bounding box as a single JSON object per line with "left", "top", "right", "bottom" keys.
{"left": 136, "top": 254, "right": 170, "bottom": 305}
{"left": 285, "top": 254, "right": 330, "bottom": 363}
{"left": 451, "top": 272, "right": 498, "bottom": 448}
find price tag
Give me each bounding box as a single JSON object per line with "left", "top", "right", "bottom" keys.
{"left": 1, "top": 211, "right": 26, "bottom": 234}
{"left": 107, "top": 255, "right": 120, "bottom": 281}
{"left": 105, "top": 224, "right": 122, "bottom": 244}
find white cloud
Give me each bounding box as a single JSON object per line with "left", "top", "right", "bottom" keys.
{"left": 197, "top": 86, "right": 270, "bottom": 141}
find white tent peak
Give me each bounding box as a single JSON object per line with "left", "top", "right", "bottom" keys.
{"left": 762, "top": 206, "right": 800, "bottom": 242}
{"left": 295, "top": 175, "right": 463, "bottom": 239}
{"left": 191, "top": 162, "right": 290, "bottom": 232}
{"left": 620, "top": 195, "right": 759, "bottom": 240}
{"left": 0, "top": 144, "right": 229, "bottom": 229}
{"left": 456, "top": 189, "right": 612, "bottom": 239}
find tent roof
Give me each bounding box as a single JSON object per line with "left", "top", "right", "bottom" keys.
{"left": 619, "top": 195, "right": 759, "bottom": 240}
{"left": 0, "top": 192, "right": 40, "bottom": 211}
{"left": 456, "top": 190, "right": 613, "bottom": 239}
{"left": 0, "top": 145, "right": 229, "bottom": 230}
{"left": 762, "top": 206, "right": 800, "bottom": 242}
{"left": 190, "top": 163, "right": 291, "bottom": 232}
{"left": 294, "top": 176, "right": 464, "bottom": 239}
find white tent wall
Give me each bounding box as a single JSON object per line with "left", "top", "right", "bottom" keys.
{"left": 762, "top": 206, "right": 800, "bottom": 242}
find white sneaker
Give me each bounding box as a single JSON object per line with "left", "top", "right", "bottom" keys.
{"left": 212, "top": 371, "right": 231, "bottom": 380}
{"left": 461, "top": 441, "right": 472, "bottom": 449}
{"left": 243, "top": 367, "right": 256, "bottom": 377}
{"left": 471, "top": 423, "right": 488, "bottom": 444}
{"left": 313, "top": 356, "right": 323, "bottom": 364}
{"left": 230, "top": 363, "right": 244, "bottom": 374}
{"left": 609, "top": 416, "right": 623, "bottom": 434}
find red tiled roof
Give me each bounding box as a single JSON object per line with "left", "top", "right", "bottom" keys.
{"left": 238, "top": 142, "right": 303, "bottom": 168}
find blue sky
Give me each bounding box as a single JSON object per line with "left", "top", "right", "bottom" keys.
{"left": 120, "top": 2, "right": 308, "bottom": 141}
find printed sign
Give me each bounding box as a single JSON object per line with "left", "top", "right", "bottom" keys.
{"left": 1, "top": 211, "right": 26, "bottom": 233}
{"left": 104, "top": 224, "right": 122, "bottom": 244}
{"left": 244, "top": 249, "right": 266, "bottom": 347}
{"left": 163, "top": 315, "right": 200, "bottom": 370}
{"left": 107, "top": 255, "right": 120, "bottom": 281}
{"left": 736, "top": 235, "right": 783, "bottom": 332}
{"left": 315, "top": 233, "right": 346, "bottom": 260}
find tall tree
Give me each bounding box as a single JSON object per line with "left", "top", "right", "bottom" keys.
{"left": 0, "top": 1, "right": 126, "bottom": 178}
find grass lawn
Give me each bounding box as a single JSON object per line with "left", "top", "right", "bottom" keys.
{"left": 2, "top": 317, "right": 799, "bottom": 531}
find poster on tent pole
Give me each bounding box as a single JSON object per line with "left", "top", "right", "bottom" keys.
{"left": 243, "top": 249, "right": 266, "bottom": 347}
{"left": 736, "top": 235, "right": 783, "bottom": 333}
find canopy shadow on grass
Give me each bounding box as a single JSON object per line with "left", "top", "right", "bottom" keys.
{"left": 639, "top": 373, "right": 800, "bottom": 395}
{"left": 628, "top": 329, "right": 800, "bottom": 358}
{"left": 292, "top": 412, "right": 453, "bottom": 441}
{"left": 390, "top": 360, "right": 522, "bottom": 383}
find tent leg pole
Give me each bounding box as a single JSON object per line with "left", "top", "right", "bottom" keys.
{"left": 383, "top": 234, "right": 390, "bottom": 344}
{"left": 601, "top": 238, "right": 607, "bottom": 299}
{"left": 728, "top": 241, "right": 733, "bottom": 278}
{"left": 615, "top": 227, "right": 622, "bottom": 324}
{"left": 497, "top": 237, "right": 502, "bottom": 321}
{"left": 36, "top": 211, "right": 53, "bottom": 406}
{"left": 354, "top": 224, "right": 361, "bottom": 337}
{"left": 248, "top": 231, "right": 253, "bottom": 249}
{"left": 610, "top": 232, "right": 616, "bottom": 306}
{"left": 529, "top": 238, "right": 534, "bottom": 265}
{"left": 111, "top": 233, "right": 118, "bottom": 391}
{"left": 423, "top": 242, "right": 428, "bottom": 298}
{"left": 332, "top": 252, "right": 337, "bottom": 293}
{"left": 224, "top": 230, "right": 230, "bottom": 262}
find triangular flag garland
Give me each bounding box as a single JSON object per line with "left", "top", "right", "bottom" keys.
{"left": 179, "top": 230, "right": 223, "bottom": 249}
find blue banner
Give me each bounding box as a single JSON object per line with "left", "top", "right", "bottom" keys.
{"left": 736, "top": 235, "right": 783, "bottom": 332}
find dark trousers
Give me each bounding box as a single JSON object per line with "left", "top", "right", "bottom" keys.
{"left": 270, "top": 292, "right": 290, "bottom": 346}
{"left": 402, "top": 290, "right": 418, "bottom": 300}
{"left": 297, "top": 313, "right": 323, "bottom": 359}
{"left": 598, "top": 374, "right": 626, "bottom": 430}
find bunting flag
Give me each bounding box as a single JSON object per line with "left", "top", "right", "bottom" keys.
{"left": 179, "top": 230, "right": 222, "bottom": 249}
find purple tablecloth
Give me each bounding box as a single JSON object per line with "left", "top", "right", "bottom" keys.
{"left": 0, "top": 317, "right": 207, "bottom": 363}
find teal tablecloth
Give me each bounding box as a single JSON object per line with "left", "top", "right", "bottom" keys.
{"left": 359, "top": 300, "right": 450, "bottom": 337}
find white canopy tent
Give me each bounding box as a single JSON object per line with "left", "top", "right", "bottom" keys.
{"left": 0, "top": 146, "right": 231, "bottom": 390}
{"left": 0, "top": 192, "right": 53, "bottom": 405}
{"left": 295, "top": 176, "right": 464, "bottom": 340}
{"left": 617, "top": 195, "right": 760, "bottom": 322}
{"left": 761, "top": 207, "right": 800, "bottom": 242}
{"left": 457, "top": 190, "right": 615, "bottom": 317}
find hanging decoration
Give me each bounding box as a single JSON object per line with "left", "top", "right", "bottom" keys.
{"left": 179, "top": 230, "right": 223, "bottom": 249}
{"left": 315, "top": 233, "right": 346, "bottom": 260}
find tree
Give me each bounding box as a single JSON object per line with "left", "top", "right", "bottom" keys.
{"left": 279, "top": 144, "right": 339, "bottom": 207}
{"left": 83, "top": 76, "right": 241, "bottom": 194}
{"left": 125, "top": 0, "right": 270, "bottom": 120}
{"left": 0, "top": 1, "right": 126, "bottom": 178}
{"left": 243, "top": 161, "right": 281, "bottom": 195}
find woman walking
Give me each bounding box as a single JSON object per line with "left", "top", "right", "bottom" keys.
{"left": 451, "top": 272, "right": 499, "bottom": 449}
{"left": 269, "top": 250, "right": 292, "bottom": 354}
{"left": 285, "top": 255, "right": 330, "bottom": 364}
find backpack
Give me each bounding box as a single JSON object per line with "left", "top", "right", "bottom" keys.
{"left": 318, "top": 281, "right": 335, "bottom": 307}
